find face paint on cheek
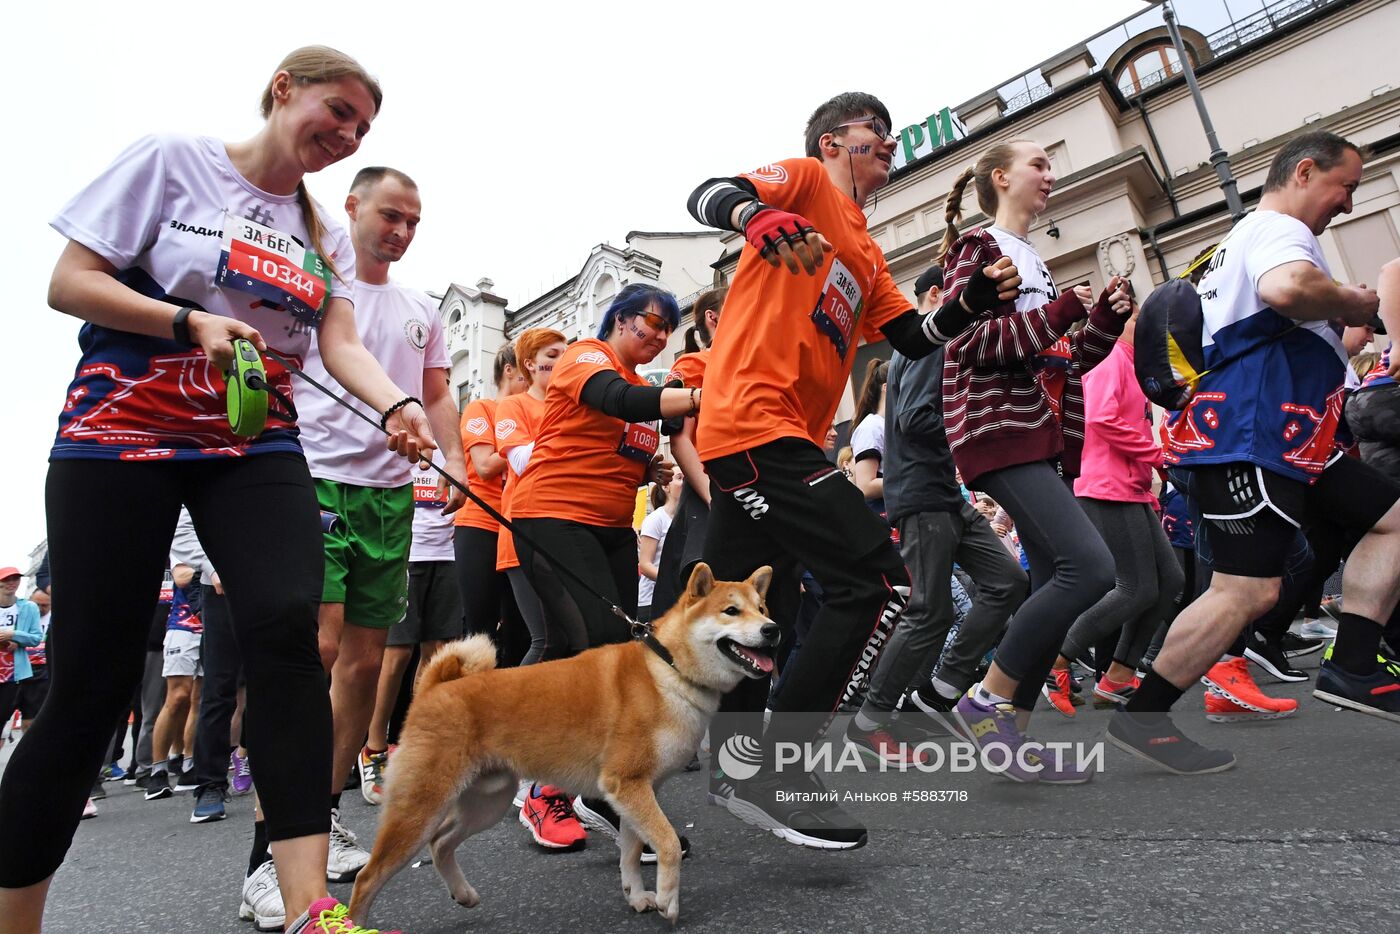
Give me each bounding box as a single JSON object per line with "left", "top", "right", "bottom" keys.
{"left": 627, "top": 323, "right": 649, "bottom": 340}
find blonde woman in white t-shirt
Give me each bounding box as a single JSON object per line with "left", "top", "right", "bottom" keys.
{"left": 0, "top": 47, "right": 432, "bottom": 934}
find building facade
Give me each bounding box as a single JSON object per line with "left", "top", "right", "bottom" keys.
{"left": 437, "top": 0, "right": 1397, "bottom": 417}
{"left": 439, "top": 231, "right": 724, "bottom": 405}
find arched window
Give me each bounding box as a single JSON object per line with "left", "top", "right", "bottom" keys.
{"left": 1116, "top": 42, "right": 1184, "bottom": 95}
{"left": 593, "top": 273, "right": 617, "bottom": 310}
{"left": 1105, "top": 26, "right": 1209, "bottom": 98}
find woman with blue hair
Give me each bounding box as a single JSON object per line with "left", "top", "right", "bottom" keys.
{"left": 510, "top": 282, "right": 696, "bottom": 650}
{"left": 507, "top": 282, "right": 700, "bottom": 849}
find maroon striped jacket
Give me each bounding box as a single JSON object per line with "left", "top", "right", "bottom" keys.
{"left": 941, "top": 229, "right": 1124, "bottom": 485}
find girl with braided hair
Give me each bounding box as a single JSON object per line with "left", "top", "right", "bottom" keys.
{"left": 939, "top": 140, "right": 1133, "bottom": 783}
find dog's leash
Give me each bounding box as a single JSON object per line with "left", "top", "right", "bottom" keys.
{"left": 249, "top": 341, "right": 675, "bottom": 663}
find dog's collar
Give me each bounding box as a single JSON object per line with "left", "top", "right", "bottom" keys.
{"left": 638, "top": 630, "right": 676, "bottom": 669}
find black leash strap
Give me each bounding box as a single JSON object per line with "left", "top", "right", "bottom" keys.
{"left": 262, "top": 347, "right": 657, "bottom": 647}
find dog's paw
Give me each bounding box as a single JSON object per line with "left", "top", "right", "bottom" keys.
{"left": 657, "top": 890, "right": 679, "bottom": 926}
{"left": 627, "top": 890, "right": 659, "bottom": 913}
{"left": 449, "top": 882, "right": 480, "bottom": 908}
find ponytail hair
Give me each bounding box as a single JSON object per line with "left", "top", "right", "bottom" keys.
{"left": 691, "top": 286, "right": 728, "bottom": 348}
{"left": 939, "top": 140, "right": 1034, "bottom": 262}
{"left": 491, "top": 341, "right": 517, "bottom": 388}
{"left": 852, "top": 357, "right": 889, "bottom": 430}
{"left": 649, "top": 481, "right": 670, "bottom": 511}
{"left": 259, "top": 46, "right": 383, "bottom": 284}
{"left": 682, "top": 326, "right": 704, "bottom": 354}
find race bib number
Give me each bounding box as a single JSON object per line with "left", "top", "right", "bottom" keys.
{"left": 414, "top": 477, "right": 445, "bottom": 508}
{"left": 617, "top": 421, "right": 660, "bottom": 464}
{"left": 810, "top": 258, "right": 863, "bottom": 358}
{"left": 216, "top": 213, "right": 332, "bottom": 325}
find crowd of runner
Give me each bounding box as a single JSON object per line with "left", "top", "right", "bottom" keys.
{"left": 1, "top": 43, "right": 1398, "bottom": 934}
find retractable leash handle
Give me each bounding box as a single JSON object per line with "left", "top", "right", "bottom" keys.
{"left": 259, "top": 346, "right": 643, "bottom": 635}
{"left": 226, "top": 339, "right": 269, "bottom": 437}
{"left": 225, "top": 339, "right": 299, "bottom": 437}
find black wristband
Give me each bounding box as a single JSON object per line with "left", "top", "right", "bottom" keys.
{"left": 736, "top": 200, "right": 770, "bottom": 233}
{"left": 172, "top": 307, "right": 198, "bottom": 347}
{"left": 379, "top": 396, "right": 423, "bottom": 431}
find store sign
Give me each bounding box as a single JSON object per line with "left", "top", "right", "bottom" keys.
{"left": 892, "top": 107, "right": 964, "bottom": 172}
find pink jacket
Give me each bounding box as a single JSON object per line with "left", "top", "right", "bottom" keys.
{"left": 1074, "top": 341, "right": 1162, "bottom": 504}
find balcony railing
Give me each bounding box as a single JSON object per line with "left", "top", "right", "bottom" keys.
{"left": 990, "top": 0, "right": 1344, "bottom": 120}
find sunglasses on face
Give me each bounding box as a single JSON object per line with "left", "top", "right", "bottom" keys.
{"left": 632, "top": 311, "right": 672, "bottom": 334}
{"left": 832, "top": 116, "right": 894, "bottom": 142}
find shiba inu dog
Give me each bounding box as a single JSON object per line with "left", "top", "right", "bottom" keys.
{"left": 349, "top": 563, "right": 778, "bottom": 926}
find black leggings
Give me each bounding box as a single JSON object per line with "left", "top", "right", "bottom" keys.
{"left": 453, "top": 525, "right": 527, "bottom": 665}
{"left": 514, "top": 517, "right": 637, "bottom": 653}
{"left": 974, "top": 461, "right": 1115, "bottom": 711}
{"left": 0, "top": 454, "right": 330, "bottom": 889}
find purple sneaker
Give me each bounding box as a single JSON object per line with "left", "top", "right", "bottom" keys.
{"left": 1025, "top": 735, "right": 1095, "bottom": 785}
{"left": 953, "top": 693, "right": 1041, "bottom": 783}
{"left": 230, "top": 749, "right": 253, "bottom": 797}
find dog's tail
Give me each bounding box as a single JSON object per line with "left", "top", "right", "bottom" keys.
{"left": 417, "top": 635, "right": 498, "bottom": 694}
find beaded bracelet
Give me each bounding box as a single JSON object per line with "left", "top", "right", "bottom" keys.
{"left": 379, "top": 396, "right": 423, "bottom": 431}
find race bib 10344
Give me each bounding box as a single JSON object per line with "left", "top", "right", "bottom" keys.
{"left": 216, "top": 213, "right": 332, "bottom": 325}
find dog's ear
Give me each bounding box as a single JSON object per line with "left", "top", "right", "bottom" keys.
{"left": 746, "top": 565, "right": 773, "bottom": 599}
{"left": 687, "top": 562, "right": 716, "bottom": 599}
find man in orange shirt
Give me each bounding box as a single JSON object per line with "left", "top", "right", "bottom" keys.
{"left": 686, "top": 91, "right": 1020, "bottom": 850}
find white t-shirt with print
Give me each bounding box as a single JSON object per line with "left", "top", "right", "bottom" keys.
{"left": 637, "top": 507, "right": 674, "bottom": 608}
{"left": 301, "top": 280, "right": 450, "bottom": 487}
{"left": 987, "top": 226, "right": 1059, "bottom": 312}
{"left": 49, "top": 134, "right": 355, "bottom": 460}
{"left": 409, "top": 456, "right": 456, "bottom": 562}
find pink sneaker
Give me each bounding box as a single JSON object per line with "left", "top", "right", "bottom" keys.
{"left": 290, "top": 897, "right": 400, "bottom": 934}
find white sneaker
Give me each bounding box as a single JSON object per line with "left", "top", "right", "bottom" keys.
{"left": 326, "top": 808, "right": 370, "bottom": 883}
{"left": 1299, "top": 619, "right": 1338, "bottom": 639}
{"left": 357, "top": 746, "right": 390, "bottom": 806}
{"left": 81, "top": 798, "right": 97, "bottom": 820}
{"left": 240, "top": 859, "right": 285, "bottom": 931}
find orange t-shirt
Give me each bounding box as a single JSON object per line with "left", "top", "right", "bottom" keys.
{"left": 493, "top": 392, "right": 545, "bottom": 571}
{"left": 511, "top": 338, "right": 655, "bottom": 528}
{"left": 666, "top": 348, "right": 710, "bottom": 389}
{"left": 454, "top": 397, "right": 506, "bottom": 531}
{"left": 697, "top": 158, "right": 909, "bottom": 462}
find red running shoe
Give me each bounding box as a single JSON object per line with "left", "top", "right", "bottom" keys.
{"left": 1041, "top": 668, "right": 1077, "bottom": 718}
{"left": 1201, "top": 658, "right": 1298, "bottom": 716}
{"left": 1204, "top": 691, "right": 1295, "bottom": 722}
{"left": 518, "top": 784, "right": 587, "bottom": 850}
{"left": 845, "top": 722, "right": 931, "bottom": 768}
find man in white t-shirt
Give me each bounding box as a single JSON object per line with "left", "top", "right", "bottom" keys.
{"left": 1114, "top": 131, "right": 1400, "bottom": 774}
{"left": 297, "top": 167, "right": 466, "bottom": 881}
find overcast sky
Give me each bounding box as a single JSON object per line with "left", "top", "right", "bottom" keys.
{"left": 0, "top": 0, "right": 1145, "bottom": 572}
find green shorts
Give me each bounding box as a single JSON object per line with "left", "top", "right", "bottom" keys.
{"left": 316, "top": 478, "right": 413, "bottom": 629}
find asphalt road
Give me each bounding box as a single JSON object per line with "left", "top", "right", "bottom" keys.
{"left": 5, "top": 647, "right": 1400, "bottom": 934}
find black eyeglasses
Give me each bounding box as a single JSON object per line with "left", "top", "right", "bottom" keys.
{"left": 832, "top": 116, "right": 894, "bottom": 142}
